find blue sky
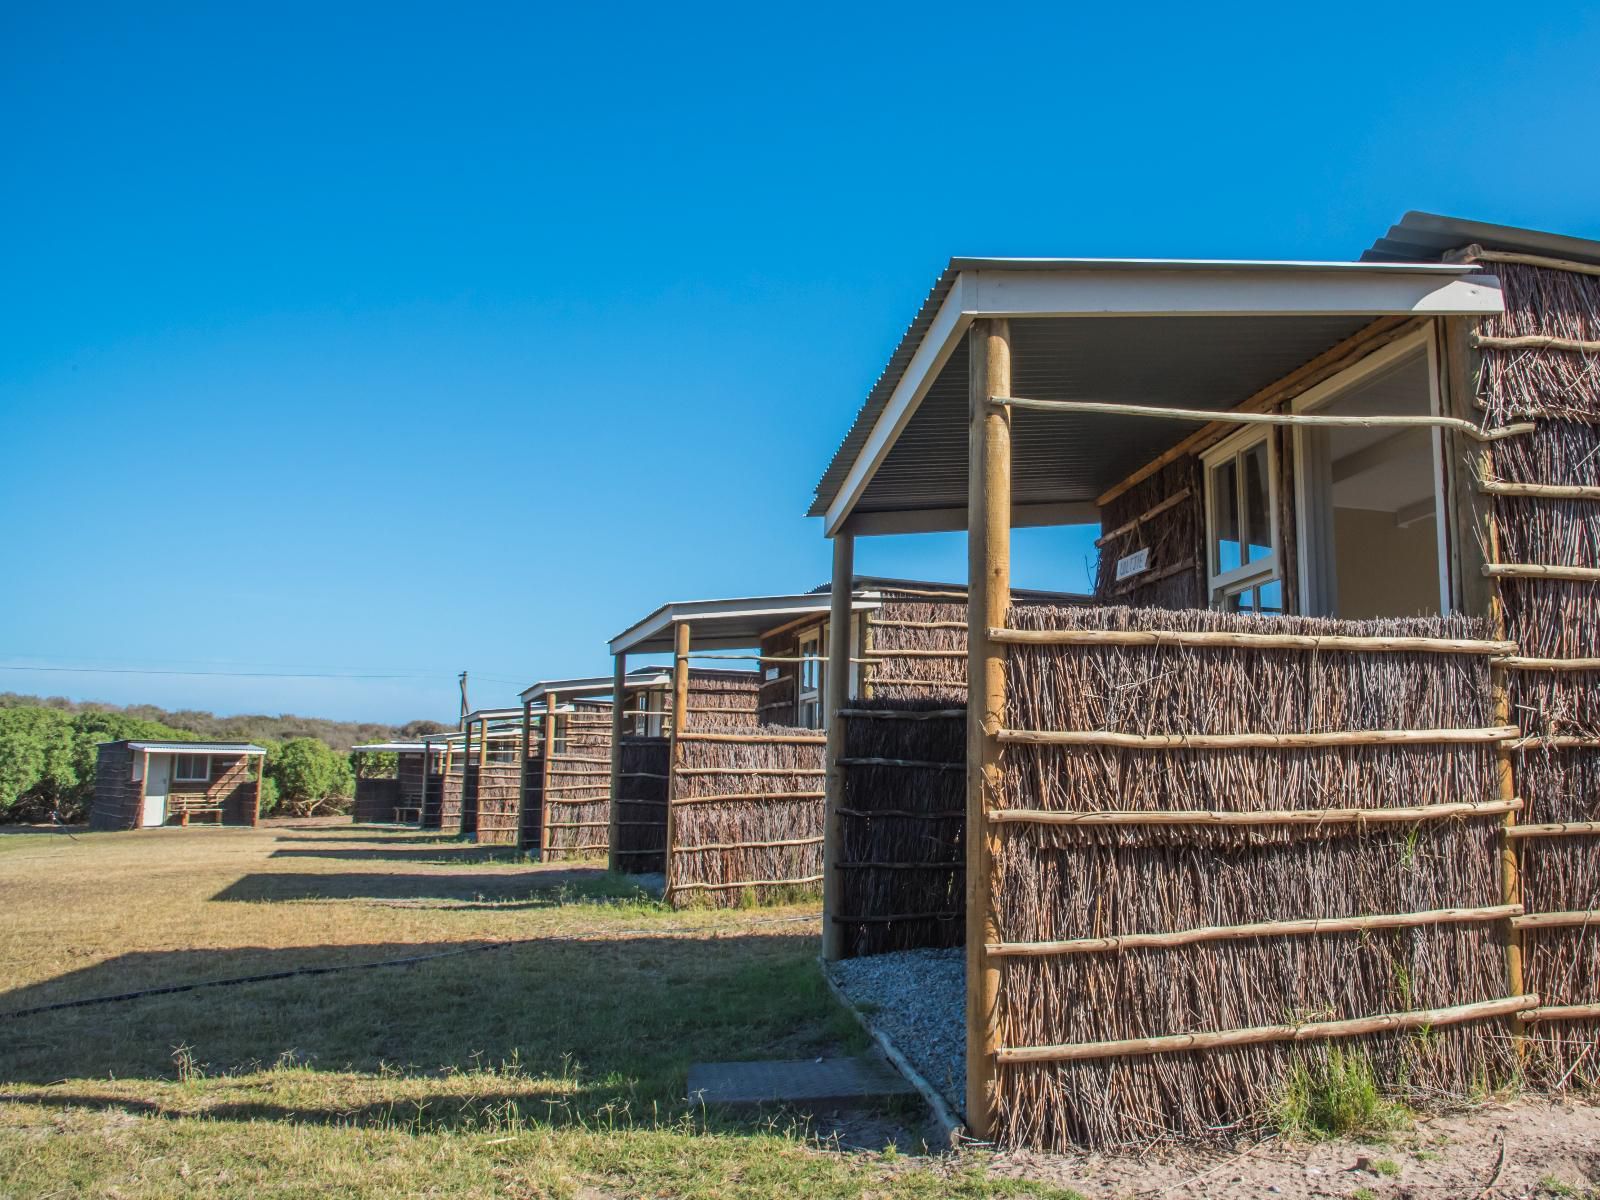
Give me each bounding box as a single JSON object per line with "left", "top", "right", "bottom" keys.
{"left": 4, "top": 2, "right": 1599, "bottom": 723}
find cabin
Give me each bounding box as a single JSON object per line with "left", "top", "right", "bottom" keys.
{"left": 446, "top": 708, "right": 525, "bottom": 840}
{"left": 90, "top": 741, "right": 266, "bottom": 830}
{"left": 350, "top": 742, "right": 440, "bottom": 824}
{"left": 808, "top": 213, "right": 1600, "bottom": 1148}
{"left": 606, "top": 580, "right": 1084, "bottom": 907}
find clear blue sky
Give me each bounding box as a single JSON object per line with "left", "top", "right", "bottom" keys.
{"left": 4, "top": 3, "right": 1599, "bottom": 723}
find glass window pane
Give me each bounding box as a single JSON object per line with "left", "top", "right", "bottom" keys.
{"left": 1243, "top": 440, "right": 1271, "bottom": 564}
{"left": 1225, "top": 588, "right": 1254, "bottom": 613}
{"left": 1257, "top": 579, "right": 1284, "bottom": 613}
{"left": 1211, "top": 458, "right": 1241, "bottom": 574}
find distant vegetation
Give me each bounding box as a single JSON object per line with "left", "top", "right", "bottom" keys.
{"left": 0, "top": 693, "right": 451, "bottom": 824}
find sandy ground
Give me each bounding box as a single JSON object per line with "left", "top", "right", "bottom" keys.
{"left": 959, "top": 1098, "right": 1600, "bottom": 1198}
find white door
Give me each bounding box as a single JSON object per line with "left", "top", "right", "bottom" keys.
{"left": 142, "top": 755, "right": 170, "bottom": 827}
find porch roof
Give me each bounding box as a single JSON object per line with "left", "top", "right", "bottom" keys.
{"left": 122, "top": 741, "right": 267, "bottom": 755}
{"left": 808, "top": 256, "right": 1505, "bottom": 536}
{"left": 607, "top": 591, "right": 880, "bottom": 657}
{"left": 519, "top": 668, "right": 670, "bottom": 704}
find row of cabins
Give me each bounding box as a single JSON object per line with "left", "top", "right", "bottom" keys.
{"left": 97, "top": 212, "right": 1600, "bottom": 1149}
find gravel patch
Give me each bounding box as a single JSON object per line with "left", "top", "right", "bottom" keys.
{"left": 830, "top": 947, "right": 964, "bottom": 1117}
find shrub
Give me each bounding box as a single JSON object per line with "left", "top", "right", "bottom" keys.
{"left": 1274, "top": 1047, "right": 1409, "bottom": 1140}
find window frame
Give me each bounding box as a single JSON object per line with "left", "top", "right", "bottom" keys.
{"left": 172, "top": 753, "right": 211, "bottom": 783}
{"left": 797, "top": 625, "right": 823, "bottom": 729}
{"left": 1201, "top": 425, "right": 1281, "bottom": 606}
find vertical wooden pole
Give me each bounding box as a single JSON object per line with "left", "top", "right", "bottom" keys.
{"left": 136, "top": 749, "right": 149, "bottom": 830}
{"left": 1483, "top": 438, "right": 1527, "bottom": 1047}
{"left": 418, "top": 743, "right": 432, "bottom": 829}
{"left": 520, "top": 699, "right": 534, "bottom": 850}
{"left": 252, "top": 753, "right": 264, "bottom": 826}
{"left": 608, "top": 653, "right": 628, "bottom": 872}
{"left": 966, "top": 317, "right": 1011, "bottom": 1139}
{"left": 441, "top": 741, "right": 454, "bottom": 833}
{"left": 665, "top": 622, "right": 691, "bottom": 903}
{"left": 540, "top": 692, "right": 558, "bottom": 859}
{"left": 821, "top": 533, "right": 854, "bottom": 961}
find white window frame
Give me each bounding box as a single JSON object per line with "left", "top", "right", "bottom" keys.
{"left": 1290, "top": 325, "right": 1451, "bottom": 617}
{"left": 797, "top": 626, "right": 823, "bottom": 729}
{"left": 1201, "top": 425, "right": 1281, "bottom": 607}
{"left": 173, "top": 753, "right": 211, "bottom": 782}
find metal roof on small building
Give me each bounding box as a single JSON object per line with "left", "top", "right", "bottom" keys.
{"left": 1362, "top": 211, "right": 1600, "bottom": 267}
{"left": 118, "top": 741, "right": 267, "bottom": 755}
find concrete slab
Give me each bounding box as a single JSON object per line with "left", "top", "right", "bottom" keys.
{"left": 687, "top": 1056, "right": 918, "bottom": 1108}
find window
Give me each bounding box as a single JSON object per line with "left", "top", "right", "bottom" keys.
{"left": 797, "top": 628, "right": 822, "bottom": 729}
{"left": 1203, "top": 429, "right": 1280, "bottom": 609}
{"left": 173, "top": 754, "right": 210, "bottom": 782}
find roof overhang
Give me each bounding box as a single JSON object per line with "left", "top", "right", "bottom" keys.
{"left": 812, "top": 258, "right": 1505, "bottom": 536}
{"left": 519, "top": 669, "right": 670, "bottom": 704}
{"left": 120, "top": 742, "right": 267, "bottom": 755}
{"left": 608, "top": 592, "right": 884, "bottom": 657}
{"left": 351, "top": 742, "right": 430, "bottom": 753}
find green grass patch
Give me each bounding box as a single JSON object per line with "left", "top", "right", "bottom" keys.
{"left": 1274, "top": 1048, "right": 1409, "bottom": 1141}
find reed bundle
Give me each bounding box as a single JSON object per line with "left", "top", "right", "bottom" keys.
{"left": 992, "top": 604, "right": 1513, "bottom": 1148}
{"left": 542, "top": 713, "right": 613, "bottom": 862}
{"left": 667, "top": 720, "right": 825, "bottom": 908}
{"left": 835, "top": 696, "right": 965, "bottom": 956}
{"left": 614, "top": 736, "right": 669, "bottom": 873}
{"left": 1479, "top": 260, "right": 1600, "bottom": 1086}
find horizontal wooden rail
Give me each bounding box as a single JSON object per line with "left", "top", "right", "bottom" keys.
{"left": 985, "top": 904, "right": 1521, "bottom": 958}
{"left": 543, "top": 795, "right": 610, "bottom": 806}
{"left": 990, "top": 627, "right": 1514, "bottom": 655}
{"left": 1506, "top": 821, "right": 1600, "bottom": 840}
{"left": 996, "top": 994, "right": 1540, "bottom": 1064}
{"left": 1510, "top": 911, "right": 1600, "bottom": 930}
{"left": 676, "top": 731, "right": 827, "bottom": 745}
{"left": 547, "top": 755, "right": 612, "bottom": 765}
{"left": 676, "top": 766, "right": 827, "bottom": 777}
{"left": 669, "top": 874, "right": 825, "bottom": 893}
{"left": 1511, "top": 736, "right": 1600, "bottom": 751}
{"left": 670, "top": 790, "right": 824, "bottom": 805}
{"left": 998, "top": 725, "right": 1518, "bottom": 750}
{"left": 992, "top": 394, "right": 1536, "bottom": 442}
{"left": 1522, "top": 1004, "right": 1600, "bottom": 1023}
{"left": 869, "top": 619, "right": 968, "bottom": 631}
{"left": 1495, "top": 656, "right": 1600, "bottom": 672}
{"left": 989, "top": 798, "right": 1522, "bottom": 828}
{"left": 838, "top": 755, "right": 965, "bottom": 771}
{"left": 618, "top": 771, "right": 668, "bottom": 781}
{"left": 676, "top": 835, "right": 824, "bottom": 853}
{"left": 837, "top": 708, "right": 966, "bottom": 721}
{"left": 1467, "top": 248, "right": 1600, "bottom": 277}
{"left": 1474, "top": 333, "right": 1600, "bottom": 353}
{"left": 1479, "top": 479, "right": 1600, "bottom": 501}
{"left": 1484, "top": 563, "right": 1600, "bottom": 582}
{"left": 614, "top": 798, "right": 667, "bottom": 808}
{"left": 544, "top": 820, "right": 609, "bottom": 830}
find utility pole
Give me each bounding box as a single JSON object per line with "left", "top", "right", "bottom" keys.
{"left": 458, "top": 671, "right": 470, "bottom": 728}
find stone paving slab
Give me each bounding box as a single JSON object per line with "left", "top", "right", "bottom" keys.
{"left": 687, "top": 1056, "right": 918, "bottom": 1107}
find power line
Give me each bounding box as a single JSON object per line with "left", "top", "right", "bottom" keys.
{"left": 0, "top": 665, "right": 438, "bottom": 680}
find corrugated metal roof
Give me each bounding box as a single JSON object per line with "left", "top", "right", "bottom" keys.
{"left": 119, "top": 741, "right": 267, "bottom": 754}
{"left": 1363, "top": 211, "right": 1600, "bottom": 266}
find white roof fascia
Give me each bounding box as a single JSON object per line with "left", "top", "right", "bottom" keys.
{"left": 607, "top": 593, "right": 882, "bottom": 657}
{"left": 821, "top": 262, "right": 1505, "bottom": 536}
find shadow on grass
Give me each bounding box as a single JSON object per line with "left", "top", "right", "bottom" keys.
{"left": 0, "top": 934, "right": 877, "bottom": 1129}
{"left": 208, "top": 868, "right": 637, "bottom": 904}
{"left": 269, "top": 832, "right": 459, "bottom": 845}
{"left": 268, "top": 847, "right": 529, "bottom": 865}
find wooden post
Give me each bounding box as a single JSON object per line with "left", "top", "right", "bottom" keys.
{"left": 608, "top": 653, "right": 628, "bottom": 872}
{"left": 966, "top": 317, "right": 1011, "bottom": 1139}
{"left": 1483, "top": 438, "right": 1527, "bottom": 1051}
{"left": 665, "top": 621, "right": 692, "bottom": 903}
{"left": 822, "top": 533, "right": 855, "bottom": 961}
{"left": 441, "top": 740, "right": 454, "bottom": 833}
{"left": 520, "top": 699, "right": 534, "bottom": 850}
{"left": 252, "top": 753, "right": 264, "bottom": 826}
{"left": 418, "top": 744, "right": 432, "bottom": 829}
{"left": 136, "top": 748, "right": 149, "bottom": 831}
{"left": 540, "top": 692, "right": 558, "bottom": 859}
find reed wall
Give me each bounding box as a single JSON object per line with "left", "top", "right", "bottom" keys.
{"left": 542, "top": 706, "right": 613, "bottom": 862}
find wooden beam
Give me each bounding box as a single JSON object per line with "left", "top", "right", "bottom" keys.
{"left": 989, "top": 626, "right": 1513, "bottom": 655}
{"left": 822, "top": 531, "right": 854, "bottom": 961}
{"left": 1097, "top": 317, "right": 1420, "bottom": 507}
{"left": 540, "top": 693, "right": 558, "bottom": 860}
{"left": 607, "top": 652, "right": 627, "bottom": 872}
{"left": 252, "top": 753, "right": 264, "bottom": 826}
{"left": 966, "top": 316, "right": 1010, "bottom": 1140}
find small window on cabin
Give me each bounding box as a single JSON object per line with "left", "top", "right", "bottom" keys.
{"left": 1203, "top": 429, "right": 1280, "bottom": 608}
{"left": 797, "top": 629, "right": 823, "bottom": 729}
{"left": 173, "top": 754, "right": 210, "bottom": 782}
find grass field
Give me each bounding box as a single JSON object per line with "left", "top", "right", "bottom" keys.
{"left": 0, "top": 820, "right": 1078, "bottom": 1199}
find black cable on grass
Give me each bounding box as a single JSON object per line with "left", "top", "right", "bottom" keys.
{"left": 0, "top": 914, "right": 818, "bottom": 1021}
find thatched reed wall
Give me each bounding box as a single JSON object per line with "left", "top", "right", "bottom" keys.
{"left": 460, "top": 759, "right": 480, "bottom": 837}
{"left": 990, "top": 604, "right": 1518, "bottom": 1149}
{"left": 614, "top": 736, "right": 669, "bottom": 873}
{"left": 1092, "top": 459, "right": 1205, "bottom": 608}
{"left": 352, "top": 776, "right": 400, "bottom": 823}
{"left": 395, "top": 751, "right": 428, "bottom": 823}
{"left": 863, "top": 593, "right": 969, "bottom": 701}
{"left": 835, "top": 696, "right": 965, "bottom": 957}
{"left": 438, "top": 758, "right": 465, "bottom": 835}
{"left": 1480, "top": 259, "right": 1600, "bottom": 1086}
{"left": 666, "top": 721, "right": 826, "bottom": 908}
{"left": 474, "top": 761, "right": 524, "bottom": 846}
{"left": 682, "top": 671, "right": 761, "bottom": 729}
{"left": 542, "top": 706, "right": 613, "bottom": 862}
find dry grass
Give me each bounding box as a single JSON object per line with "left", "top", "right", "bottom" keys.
{"left": 0, "top": 820, "right": 1065, "bottom": 1199}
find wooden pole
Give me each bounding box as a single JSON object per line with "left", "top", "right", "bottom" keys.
{"left": 440, "top": 741, "right": 453, "bottom": 833}
{"left": 966, "top": 316, "right": 1010, "bottom": 1138}
{"left": 137, "top": 749, "right": 149, "bottom": 830}
{"left": 519, "top": 699, "right": 534, "bottom": 850}
{"left": 822, "top": 533, "right": 855, "bottom": 961}
{"left": 417, "top": 746, "right": 430, "bottom": 829}
{"left": 608, "top": 652, "right": 627, "bottom": 872}
{"left": 252, "top": 753, "right": 264, "bottom": 826}
{"left": 540, "top": 692, "right": 558, "bottom": 860}
{"left": 665, "top": 621, "right": 691, "bottom": 903}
